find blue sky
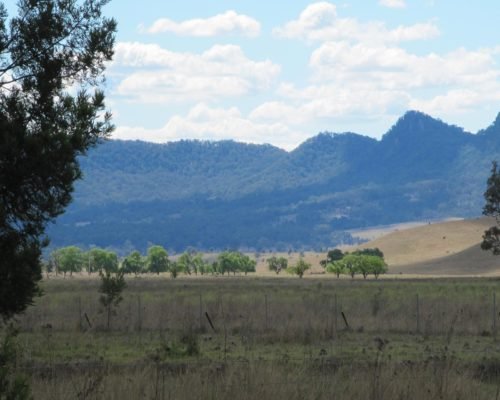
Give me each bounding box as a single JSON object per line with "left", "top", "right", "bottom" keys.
{"left": 6, "top": 1, "right": 500, "bottom": 149}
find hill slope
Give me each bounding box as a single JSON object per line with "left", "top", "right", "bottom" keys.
{"left": 356, "top": 218, "right": 494, "bottom": 266}
{"left": 47, "top": 111, "right": 500, "bottom": 252}
{"left": 352, "top": 217, "right": 500, "bottom": 276}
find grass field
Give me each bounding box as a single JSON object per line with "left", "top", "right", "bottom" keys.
{"left": 5, "top": 275, "right": 500, "bottom": 399}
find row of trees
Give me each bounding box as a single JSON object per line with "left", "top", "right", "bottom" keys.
{"left": 321, "top": 248, "right": 388, "bottom": 279}
{"left": 47, "top": 246, "right": 256, "bottom": 278}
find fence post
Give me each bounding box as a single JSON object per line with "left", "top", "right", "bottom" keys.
{"left": 416, "top": 294, "right": 420, "bottom": 335}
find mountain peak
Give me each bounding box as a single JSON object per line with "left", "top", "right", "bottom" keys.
{"left": 382, "top": 110, "right": 468, "bottom": 145}
{"left": 392, "top": 110, "right": 443, "bottom": 133}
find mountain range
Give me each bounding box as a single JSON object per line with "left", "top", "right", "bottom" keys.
{"left": 47, "top": 110, "right": 500, "bottom": 253}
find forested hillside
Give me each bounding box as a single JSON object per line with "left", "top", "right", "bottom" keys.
{"left": 47, "top": 111, "right": 500, "bottom": 253}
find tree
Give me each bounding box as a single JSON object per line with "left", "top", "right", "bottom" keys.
{"left": 146, "top": 245, "right": 169, "bottom": 275}
{"left": 177, "top": 251, "right": 203, "bottom": 276}
{"left": 342, "top": 254, "right": 360, "bottom": 278}
{"left": 217, "top": 251, "right": 236, "bottom": 275}
{"left": 482, "top": 161, "right": 500, "bottom": 254}
{"left": 326, "top": 260, "right": 345, "bottom": 278}
{"left": 99, "top": 269, "right": 126, "bottom": 331}
{"left": 287, "top": 258, "right": 310, "bottom": 278}
{"left": 57, "top": 246, "right": 84, "bottom": 277}
{"left": 239, "top": 254, "right": 256, "bottom": 275}
{"left": 88, "top": 248, "right": 118, "bottom": 274}
{"left": 320, "top": 249, "right": 344, "bottom": 267}
{"left": 0, "top": 0, "right": 116, "bottom": 320}
{"left": 216, "top": 251, "right": 255, "bottom": 276}
{"left": 168, "top": 261, "right": 181, "bottom": 279}
{"left": 369, "top": 256, "right": 388, "bottom": 279}
{"left": 122, "top": 250, "right": 144, "bottom": 276}
{"left": 267, "top": 256, "right": 288, "bottom": 274}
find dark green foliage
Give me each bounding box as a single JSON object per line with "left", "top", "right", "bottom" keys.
{"left": 320, "top": 249, "right": 344, "bottom": 267}
{"left": 0, "top": 0, "right": 115, "bottom": 319}
{"left": 353, "top": 248, "right": 384, "bottom": 259}
{"left": 482, "top": 161, "right": 500, "bottom": 254}
{"left": 47, "top": 111, "right": 500, "bottom": 253}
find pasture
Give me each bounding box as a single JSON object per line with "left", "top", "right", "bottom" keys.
{"left": 6, "top": 275, "right": 500, "bottom": 399}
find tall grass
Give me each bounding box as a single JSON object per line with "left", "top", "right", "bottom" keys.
{"left": 8, "top": 276, "right": 500, "bottom": 399}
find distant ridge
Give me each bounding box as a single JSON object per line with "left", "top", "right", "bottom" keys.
{"left": 48, "top": 111, "right": 500, "bottom": 253}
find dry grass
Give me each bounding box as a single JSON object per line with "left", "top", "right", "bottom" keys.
{"left": 353, "top": 217, "right": 493, "bottom": 265}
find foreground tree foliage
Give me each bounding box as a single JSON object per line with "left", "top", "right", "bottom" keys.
{"left": 482, "top": 161, "right": 500, "bottom": 254}
{"left": 0, "top": 0, "right": 116, "bottom": 320}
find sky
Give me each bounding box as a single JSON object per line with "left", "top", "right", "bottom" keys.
{"left": 6, "top": 1, "right": 500, "bottom": 150}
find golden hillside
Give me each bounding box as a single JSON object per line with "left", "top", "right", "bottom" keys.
{"left": 353, "top": 217, "right": 494, "bottom": 266}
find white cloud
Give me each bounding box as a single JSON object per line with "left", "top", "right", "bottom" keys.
{"left": 308, "top": 42, "right": 499, "bottom": 90}
{"left": 112, "top": 103, "right": 304, "bottom": 151}
{"left": 111, "top": 42, "right": 281, "bottom": 104}
{"left": 144, "top": 10, "right": 260, "bottom": 37}
{"left": 410, "top": 86, "right": 500, "bottom": 116}
{"left": 273, "top": 2, "right": 438, "bottom": 43}
{"left": 379, "top": 0, "right": 406, "bottom": 8}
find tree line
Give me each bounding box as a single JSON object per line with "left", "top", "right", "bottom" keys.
{"left": 320, "top": 248, "right": 388, "bottom": 279}
{"left": 47, "top": 246, "right": 256, "bottom": 278}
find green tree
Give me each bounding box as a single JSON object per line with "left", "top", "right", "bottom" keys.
{"left": 482, "top": 161, "right": 500, "bottom": 254}
{"left": 369, "top": 256, "right": 388, "bottom": 279}
{"left": 320, "top": 249, "right": 344, "bottom": 267}
{"left": 216, "top": 251, "right": 255, "bottom": 276}
{"left": 217, "top": 251, "right": 236, "bottom": 275}
{"left": 99, "top": 269, "right": 126, "bottom": 331}
{"left": 168, "top": 261, "right": 181, "bottom": 279}
{"left": 146, "top": 245, "right": 169, "bottom": 275}
{"left": 267, "top": 256, "right": 288, "bottom": 274}
{"left": 342, "top": 254, "right": 360, "bottom": 278}
{"left": 287, "top": 258, "right": 310, "bottom": 278}
{"left": 0, "top": 0, "right": 116, "bottom": 320}
{"left": 57, "top": 246, "right": 84, "bottom": 277}
{"left": 177, "top": 251, "right": 203, "bottom": 276}
{"left": 326, "top": 260, "right": 346, "bottom": 278}
{"left": 88, "top": 248, "right": 118, "bottom": 274}
{"left": 239, "top": 254, "right": 256, "bottom": 275}
{"left": 121, "top": 250, "right": 144, "bottom": 276}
